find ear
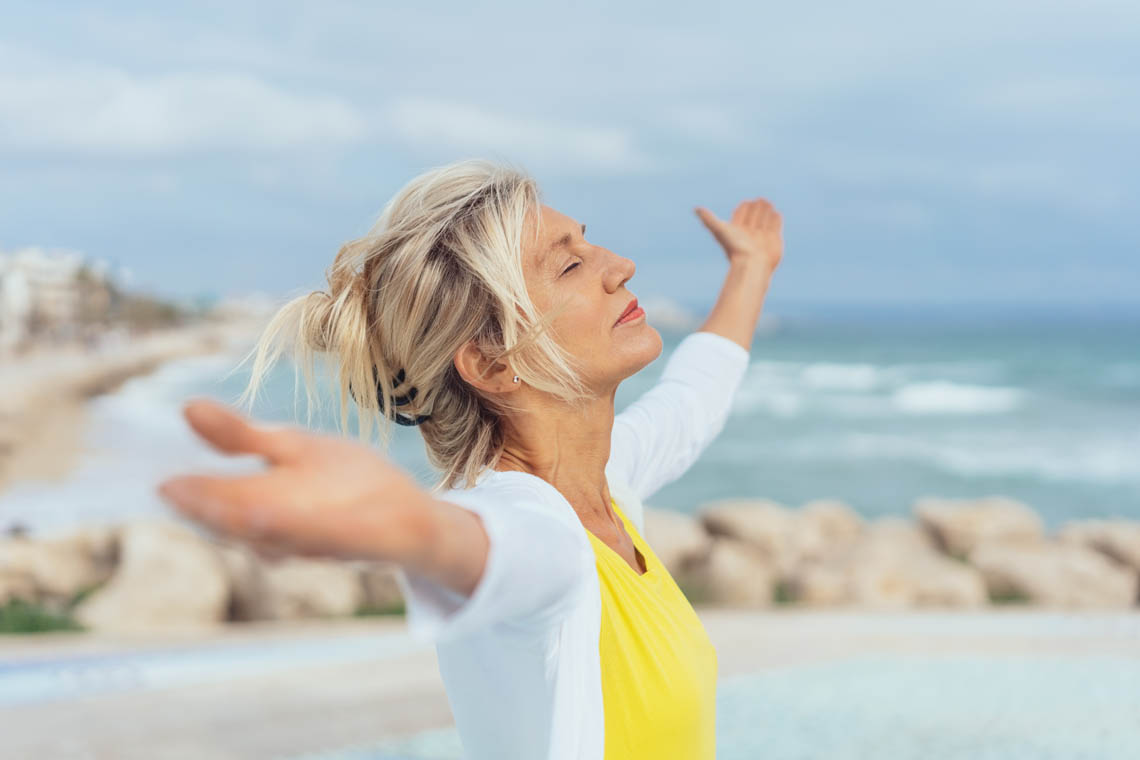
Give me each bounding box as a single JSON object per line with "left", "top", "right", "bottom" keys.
{"left": 453, "top": 339, "right": 519, "bottom": 395}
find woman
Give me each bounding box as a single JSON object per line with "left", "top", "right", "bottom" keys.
{"left": 158, "top": 158, "right": 782, "bottom": 759}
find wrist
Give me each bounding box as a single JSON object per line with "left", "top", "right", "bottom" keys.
{"left": 356, "top": 483, "right": 439, "bottom": 570}
{"left": 728, "top": 257, "right": 774, "bottom": 283}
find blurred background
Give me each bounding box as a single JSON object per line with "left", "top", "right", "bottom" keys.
{"left": 1, "top": 2, "right": 1138, "bottom": 759}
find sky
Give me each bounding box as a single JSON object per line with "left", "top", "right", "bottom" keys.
{"left": 1, "top": 0, "right": 1138, "bottom": 315}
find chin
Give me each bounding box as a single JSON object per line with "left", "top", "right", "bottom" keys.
{"left": 622, "top": 325, "right": 664, "bottom": 376}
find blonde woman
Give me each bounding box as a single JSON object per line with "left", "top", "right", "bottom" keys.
{"left": 158, "top": 158, "right": 782, "bottom": 759}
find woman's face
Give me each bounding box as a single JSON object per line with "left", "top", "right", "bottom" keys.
{"left": 522, "top": 204, "right": 663, "bottom": 390}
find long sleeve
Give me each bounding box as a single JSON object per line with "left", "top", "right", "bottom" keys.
{"left": 608, "top": 330, "right": 751, "bottom": 503}
{"left": 395, "top": 482, "right": 590, "bottom": 644}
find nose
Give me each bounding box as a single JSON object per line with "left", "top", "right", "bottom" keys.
{"left": 603, "top": 249, "right": 636, "bottom": 293}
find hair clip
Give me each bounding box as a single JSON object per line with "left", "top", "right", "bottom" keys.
{"left": 348, "top": 366, "right": 431, "bottom": 426}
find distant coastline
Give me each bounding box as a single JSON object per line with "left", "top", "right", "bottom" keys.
{"left": 0, "top": 317, "right": 264, "bottom": 502}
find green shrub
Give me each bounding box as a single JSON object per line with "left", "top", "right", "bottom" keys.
{"left": 354, "top": 600, "right": 407, "bottom": 617}
{"left": 773, "top": 580, "right": 797, "bottom": 605}
{"left": 0, "top": 598, "right": 86, "bottom": 634}
{"left": 989, "top": 589, "right": 1031, "bottom": 605}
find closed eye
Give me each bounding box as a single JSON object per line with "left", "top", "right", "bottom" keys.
{"left": 560, "top": 261, "right": 580, "bottom": 276}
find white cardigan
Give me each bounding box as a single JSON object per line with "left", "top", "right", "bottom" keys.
{"left": 395, "top": 330, "right": 751, "bottom": 759}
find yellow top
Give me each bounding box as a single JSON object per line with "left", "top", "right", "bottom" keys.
{"left": 585, "top": 496, "right": 718, "bottom": 759}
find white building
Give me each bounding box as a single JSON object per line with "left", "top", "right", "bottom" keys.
{"left": 0, "top": 246, "right": 114, "bottom": 353}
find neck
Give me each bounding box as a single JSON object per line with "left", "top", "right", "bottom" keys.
{"left": 493, "top": 388, "right": 618, "bottom": 525}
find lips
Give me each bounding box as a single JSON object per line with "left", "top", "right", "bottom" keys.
{"left": 615, "top": 298, "right": 639, "bottom": 326}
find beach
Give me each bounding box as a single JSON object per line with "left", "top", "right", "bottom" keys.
{"left": 2, "top": 609, "right": 1137, "bottom": 759}
{"left": 0, "top": 318, "right": 265, "bottom": 520}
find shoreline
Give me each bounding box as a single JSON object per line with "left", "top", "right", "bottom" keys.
{"left": 0, "top": 318, "right": 264, "bottom": 500}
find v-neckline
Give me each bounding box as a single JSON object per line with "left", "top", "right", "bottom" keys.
{"left": 587, "top": 498, "right": 650, "bottom": 577}
{"left": 482, "top": 468, "right": 651, "bottom": 578}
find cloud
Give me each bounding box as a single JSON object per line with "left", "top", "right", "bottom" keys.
{"left": 0, "top": 61, "right": 368, "bottom": 155}
{"left": 383, "top": 97, "right": 658, "bottom": 176}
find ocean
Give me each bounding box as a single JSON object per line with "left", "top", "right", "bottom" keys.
{"left": 3, "top": 304, "right": 1137, "bottom": 537}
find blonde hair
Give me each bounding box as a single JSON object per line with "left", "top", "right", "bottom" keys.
{"left": 234, "top": 158, "right": 593, "bottom": 492}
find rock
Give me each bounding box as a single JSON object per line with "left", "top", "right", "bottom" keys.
{"left": 0, "top": 567, "right": 39, "bottom": 606}
{"left": 256, "top": 556, "right": 365, "bottom": 619}
{"left": 905, "top": 552, "right": 989, "bottom": 608}
{"left": 642, "top": 506, "right": 712, "bottom": 577}
{"left": 863, "top": 516, "right": 939, "bottom": 555}
{"left": 215, "top": 540, "right": 274, "bottom": 621}
{"left": 73, "top": 520, "right": 230, "bottom": 633}
{"left": 1057, "top": 520, "right": 1140, "bottom": 576}
{"left": 679, "top": 536, "right": 774, "bottom": 608}
{"left": 914, "top": 496, "right": 1045, "bottom": 558}
{"left": 788, "top": 561, "right": 850, "bottom": 606}
{"left": 698, "top": 498, "right": 868, "bottom": 581}
{"left": 358, "top": 561, "right": 404, "bottom": 612}
{"left": 968, "top": 539, "right": 1138, "bottom": 608}
{"left": 0, "top": 525, "right": 119, "bottom": 606}
{"left": 787, "top": 516, "right": 987, "bottom": 609}
{"left": 698, "top": 498, "right": 806, "bottom": 580}
{"left": 793, "top": 499, "right": 864, "bottom": 565}
{"left": 799, "top": 499, "right": 863, "bottom": 544}
{"left": 217, "top": 541, "right": 383, "bottom": 621}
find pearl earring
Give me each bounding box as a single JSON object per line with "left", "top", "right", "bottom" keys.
{"left": 512, "top": 375, "right": 520, "bottom": 383}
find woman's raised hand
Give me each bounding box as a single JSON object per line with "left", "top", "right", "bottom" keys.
{"left": 694, "top": 198, "right": 784, "bottom": 276}
{"left": 157, "top": 398, "right": 434, "bottom": 564}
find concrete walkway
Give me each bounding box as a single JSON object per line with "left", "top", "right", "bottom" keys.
{"left": 2, "top": 610, "right": 1137, "bottom": 759}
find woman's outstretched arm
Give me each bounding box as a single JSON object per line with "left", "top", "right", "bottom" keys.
{"left": 693, "top": 197, "right": 783, "bottom": 350}
{"left": 158, "top": 399, "right": 586, "bottom": 641}
{"left": 607, "top": 198, "right": 783, "bottom": 502}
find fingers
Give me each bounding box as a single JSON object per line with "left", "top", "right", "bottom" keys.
{"left": 694, "top": 206, "right": 730, "bottom": 241}
{"left": 181, "top": 398, "right": 303, "bottom": 464}
{"left": 694, "top": 206, "right": 719, "bottom": 230}
{"left": 159, "top": 471, "right": 294, "bottom": 545}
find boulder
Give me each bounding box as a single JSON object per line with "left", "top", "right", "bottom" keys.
{"left": 73, "top": 520, "right": 230, "bottom": 632}
{"left": 1057, "top": 520, "right": 1140, "bottom": 577}
{"left": 0, "top": 525, "right": 120, "bottom": 608}
{"left": 697, "top": 498, "right": 808, "bottom": 580}
{"left": 798, "top": 499, "right": 864, "bottom": 546}
{"left": 863, "top": 516, "right": 939, "bottom": 555}
{"left": 0, "top": 567, "right": 39, "bottom": 606}
{"left": 788, "top": 524, "right": 987, "bottom": 609}
{"left": 790, "top": 499, "right": 864, "bottom": 567}
{"left": 904, "top": 552, "right": 989, "bottom": 608}
{"left": 914, "top": 496, "right": 1045, "bottom": 557}
{"left": 679, "top": 536, "right": 774, "bottom": 608}
{"left": 968, "top": 539, "right": 1138, "bottom": 608}
{"left": 642, "top": 506, "right": 712, "bottom": 577}
{"left": 358, "top": 561, "right": 405, "bottom": 612}
{"left": 698, "top": 498, "right": 868, "bottom": 582}
{"left": 255, "top": 556, "right": 365, "bottom": 619}
{"left": 215, "top": 540, "right": 275, "bottom": 621}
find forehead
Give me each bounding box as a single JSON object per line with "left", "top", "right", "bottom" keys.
{"left": 524, "top": 204, "right": 580, "bottom": 268}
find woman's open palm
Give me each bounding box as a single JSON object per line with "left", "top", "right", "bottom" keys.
{"left": 695, "top": 197, "right": 783, "bottom": 275}
{"left": 158, "top": 398, "right": 431, "bottom": 563}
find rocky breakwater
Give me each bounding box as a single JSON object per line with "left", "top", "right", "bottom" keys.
{"left": 645, "top": 496, "right": 1140, "bottom": 610}
{"left": 4, "top": 495, "right": 1138, "bottom": 635}
{"left": 0, "top": 519, "right": 406, "bottom": 634}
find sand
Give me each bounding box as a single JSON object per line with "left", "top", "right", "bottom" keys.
{"left": 1, "top": 610, "right": 1136, "bottom": 759}
{"left": 0, "top": 319, "right": 264, "bottom": 501}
